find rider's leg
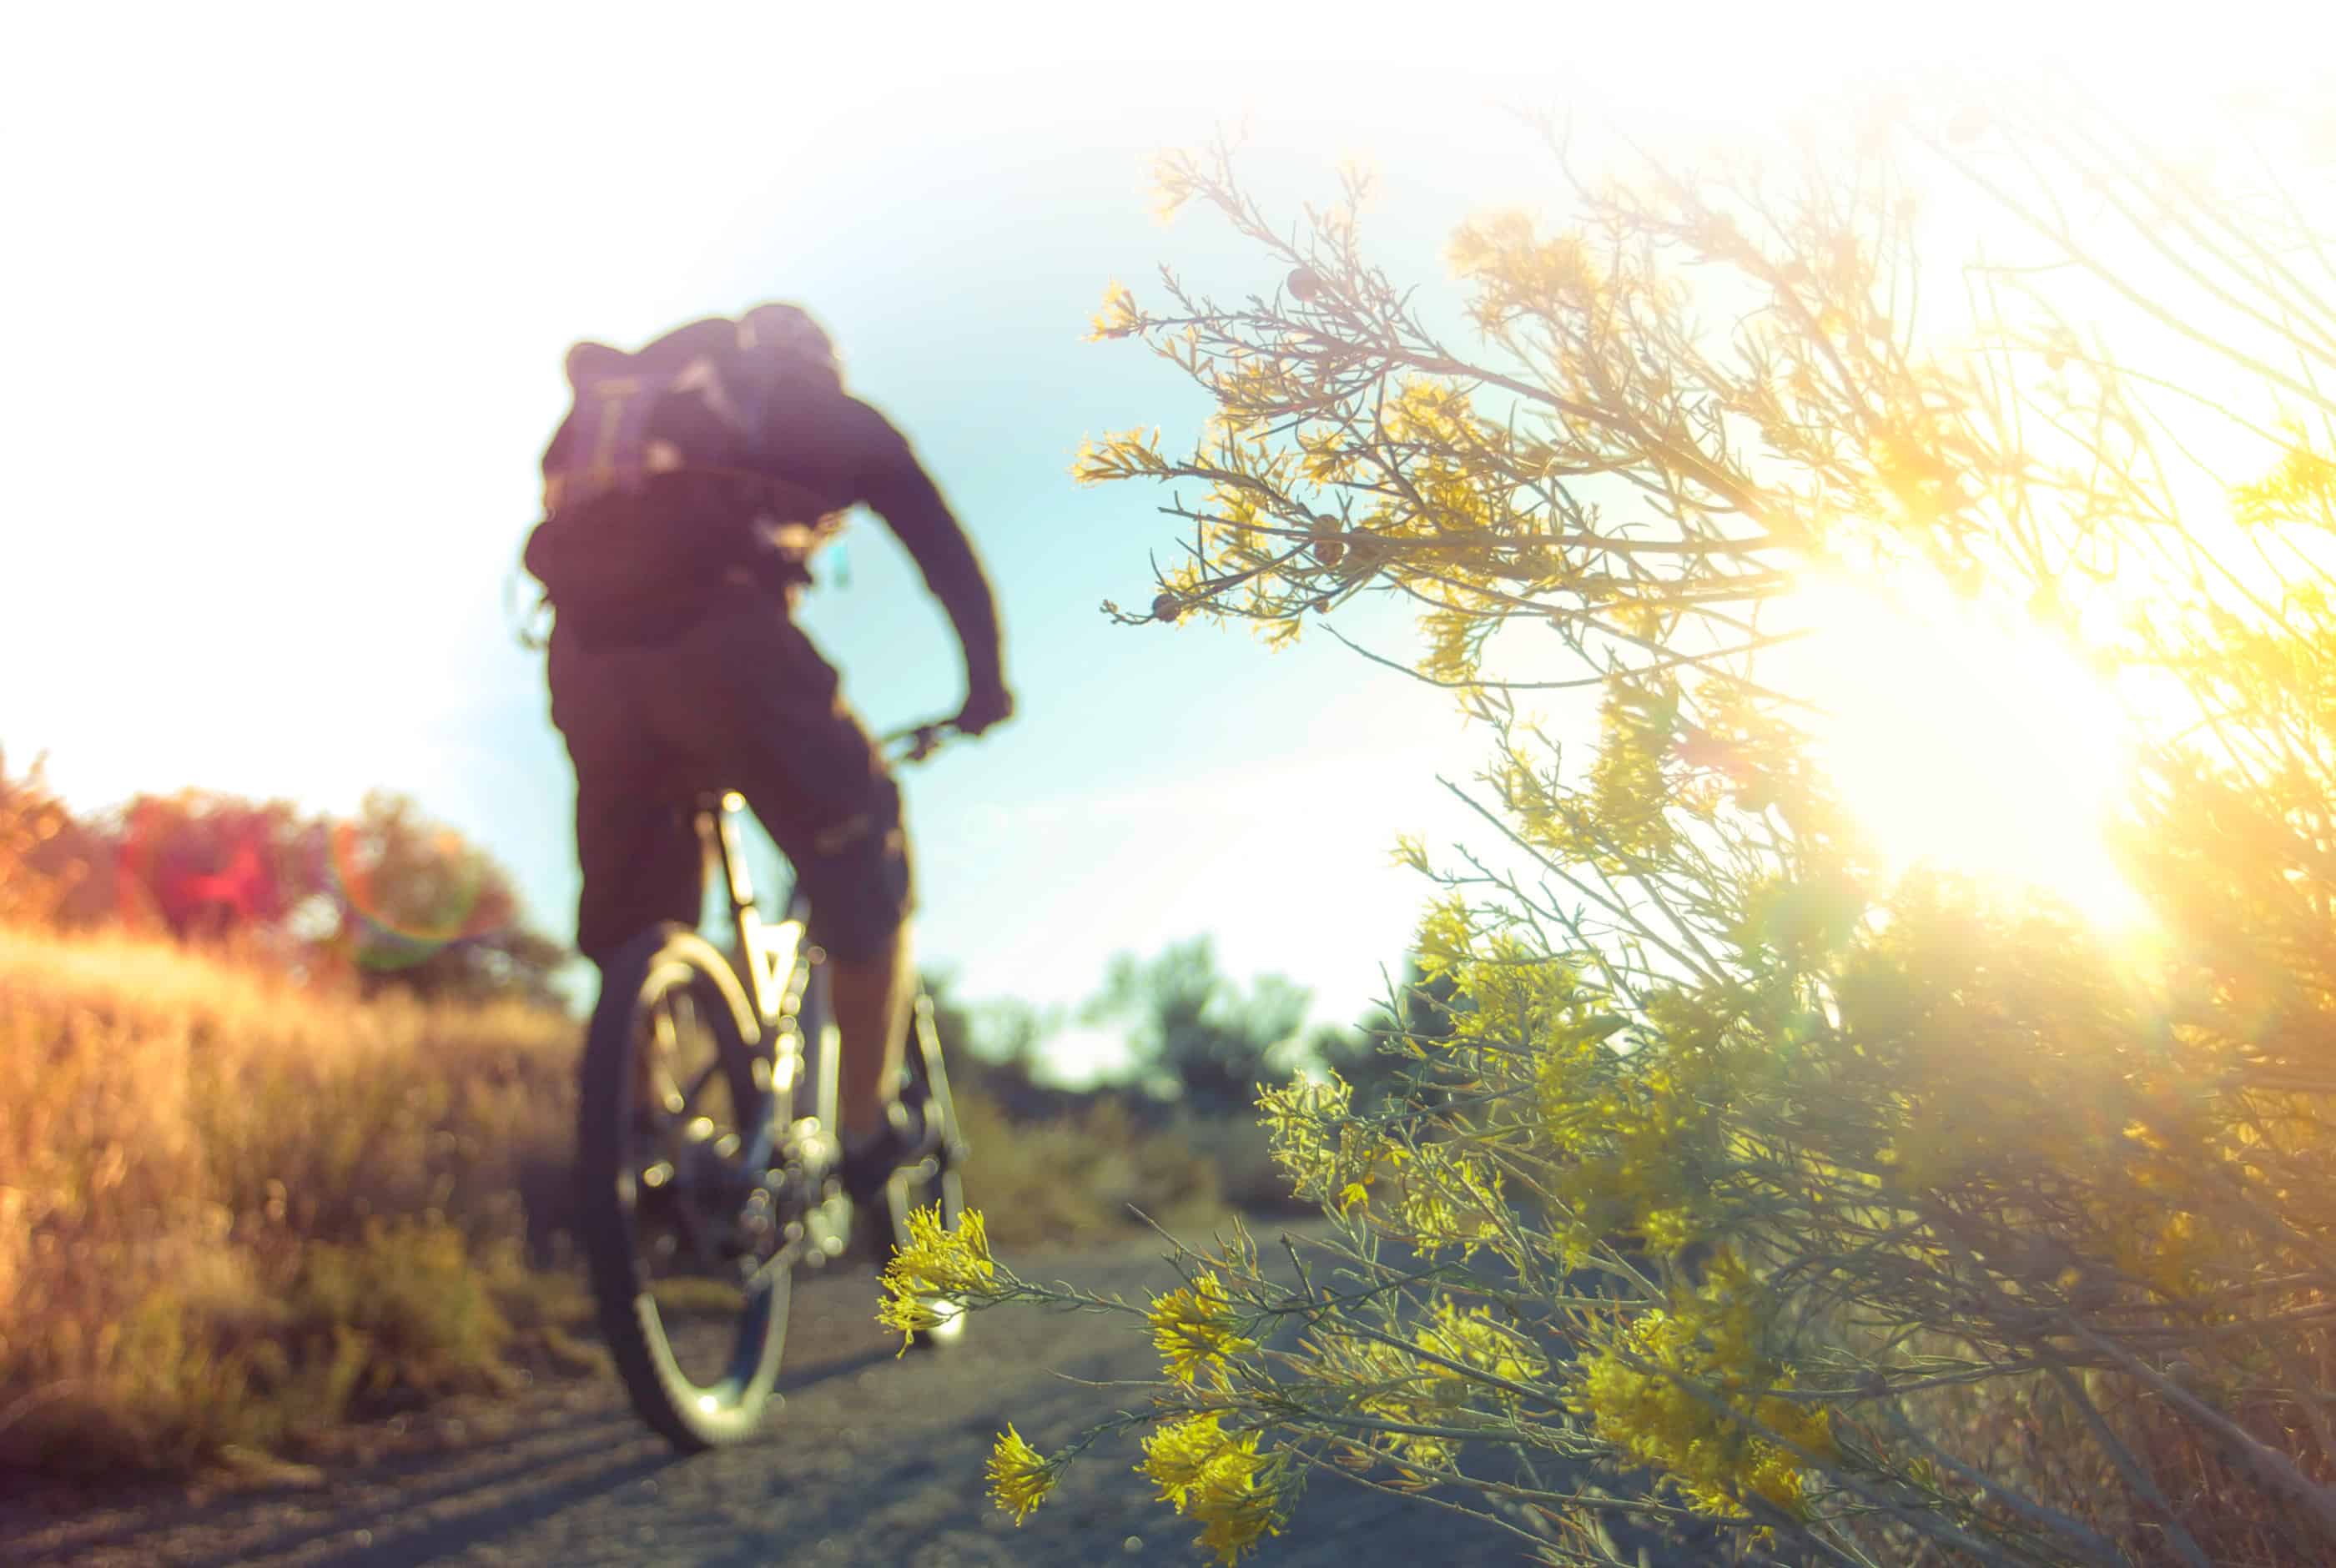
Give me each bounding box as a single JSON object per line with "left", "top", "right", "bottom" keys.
{"left": 548, "top": 623, "right": 705, "bottom": 973}
{"left": 698, "top": 597, "right": 920, "bottom": 1160}
{"left": 831, "top": 919, "right": 914, "bottom": 1139}
{"left": 550, "top": 622, "right": 711, "bottom": 1131}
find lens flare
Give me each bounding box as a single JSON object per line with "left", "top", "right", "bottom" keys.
{"left": 325, "top": 819, "right": 502, "bottom": 971}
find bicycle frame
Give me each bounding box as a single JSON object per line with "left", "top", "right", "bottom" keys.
{"left": 687, "top": 719, "right": 950, "bottom": 1165}
{"left": 690, "top": 790, "right": 838, "bottom": 1154}
{"left": 694, "top": 789, "right": 802, "bottom": 1026}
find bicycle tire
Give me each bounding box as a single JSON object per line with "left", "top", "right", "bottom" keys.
{"left": 877, "top": 989, "right": 970, "bottom": 1350}
{"left": 577, "top": 923, "right": 791, "bottom": 1449}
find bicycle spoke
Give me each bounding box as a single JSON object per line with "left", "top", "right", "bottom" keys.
{"left": 676, "top": 1059, "right": 722, "bottom": 1117}
{"left": 641, "top": 993, "right": 687, "bottom": 1118}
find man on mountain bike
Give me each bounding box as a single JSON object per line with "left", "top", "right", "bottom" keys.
{"left": 530, "top": 302, "right": 1012, "bottom": 1202}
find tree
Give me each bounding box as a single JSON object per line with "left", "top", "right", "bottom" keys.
{"left": 11, "top": 772, "right": 567, "bottom": 1008}
{"left": 1081, "top": 936, "right": 1311, "bottom": 1117}
{"left": 316, "top": 791, "right": 568, "bottom": 1007}
{"left": 0, "top": 750, "right": 90, "bottom": 927}
{"left": 920, "top": 969, "right": 1087, "bottom": 1122}
{"left": 1311, "top": 956, "right": 1463, "bottom": 1115}
{"left": 893, "top": 75, "right": 2336, "bottom": 1567}
{"left": 107, "top": 788, "right": 313, "bottom": 947}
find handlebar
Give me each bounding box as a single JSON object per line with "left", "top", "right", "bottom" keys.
{"left": 880, "top": 719, "right": 962, "bottom": 766}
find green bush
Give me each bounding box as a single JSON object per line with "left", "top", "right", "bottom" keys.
{"left": 906, "top": 77, "right": 2336, "bottom": 1566}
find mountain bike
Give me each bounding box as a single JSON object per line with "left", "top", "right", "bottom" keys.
{"left": 574, "top": 721, "right": 970, "bottom": 1450}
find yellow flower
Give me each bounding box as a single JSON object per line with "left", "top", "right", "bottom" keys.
{"left": 1191, "top": 1448, "right": 1287, "bottom": 1565}
{"left": 985, "top": 1425, "right": 1057, "bottom": 1525}
{"left": 1563, "top": 1268, "right": 1835, "bottom": 1522}
{"left": 1139, "top": 1415, "right": 1290, "bottom": 1566}
{"left": 1256, "top": 1075, "right": 1362, "bottom": 1207}
{"left": 2233, "top": 418, "right": 2336, "bottom": 526}
{"left": 1415, "top": 897, "right": 1473, "bottom": 980}
{"left": 1140, "top": 1413, "right": 1231, "bottom": 1509}
{"left": 1387, "top": 1143, "right": 1510, "bottom": 1260}
{"left": 1086, "top": 279, "right": 1142, "bottom": 343}
{"left": 874, "top": 1289, "right": 951, "bottom": 1348}
{"left": 1147, "top": 1269, "right": 1259, "bottom": 1385}
{"left": 1417, "top": 1297, "right": 1548, "bottom": 1392}
{"left": 875, "top": 1205, "right": 994, "bottom": 1350}
{"left": 1070, "top": 426, "right": 1168, "bottom": 486}
{"left": 1639, "top": 1205, "right": 1697, "bottom": 1254}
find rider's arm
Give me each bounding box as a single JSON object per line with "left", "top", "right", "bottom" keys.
{"left": 844, "top": 401, "right": 1007, "bottom": 696}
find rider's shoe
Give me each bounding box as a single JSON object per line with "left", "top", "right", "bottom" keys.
{"left": 840, "top": 1095, "right": 942, "bottom": 1204}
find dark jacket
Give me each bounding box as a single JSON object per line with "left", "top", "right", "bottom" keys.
{"left": 532, "top": 328, "right": 1001, "bottom": 686}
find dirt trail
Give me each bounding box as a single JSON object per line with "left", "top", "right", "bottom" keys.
{"left": 0, "top": 1226, "right": 1703, "bottom": 1567}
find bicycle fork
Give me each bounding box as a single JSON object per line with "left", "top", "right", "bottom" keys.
{"left": 735, "top": 1005, "right": 854, "bottom": 1295}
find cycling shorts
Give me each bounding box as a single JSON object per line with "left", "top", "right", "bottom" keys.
{"left": 547, "top": 585, "right": 913, "bottom": 966}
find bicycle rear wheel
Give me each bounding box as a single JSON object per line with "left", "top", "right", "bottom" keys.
{"left": 876, "top": 989, "right": 970, "bottom": 1349}
{"left": 578, "top": 924, "right": 791, "bottom": 1449}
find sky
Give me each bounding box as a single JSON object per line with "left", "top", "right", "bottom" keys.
{"left": 3, "top": 3, "right": 2222, "bottom": 1077}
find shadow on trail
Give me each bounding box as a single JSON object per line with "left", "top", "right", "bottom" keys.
{"left": 200, "top": 1450, "right": 682, "bottom": 1568}
{"left": 225, "top": 1348, "right": 906, "bottom": 1568}
{"left": 776, "top": 1344, "right": 895, "bottom": 1395}
{"left": 5, "top": 1411, "right": 647, "bottom": 1568}
{"left": 4, "top": 1347, "right": 910, "bottom": 1568}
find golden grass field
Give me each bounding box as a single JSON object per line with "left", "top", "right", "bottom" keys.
{"left": 0, "top": 923, "right": 589, "bottom": 1478}
{"left": 0, "top": 924, "right": 1223, "bottom": 1482}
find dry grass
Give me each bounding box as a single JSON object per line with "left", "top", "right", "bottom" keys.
{"left": 1877, "top": 1350, "right": 2336, "bottom": 1566}
{"left": 0, "top": 922, "right": 1231, "bottom": 1480}
{"left": 1810, "top": 1309, "right": 2336, "bottom": 1565}
{"left": 0, "top": 922, "right": 584, "bottom": 1478}
{"left": 955, "top": 1092, "right": 1226, "bottom": 1244}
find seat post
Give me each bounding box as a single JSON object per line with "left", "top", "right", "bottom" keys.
{"left": 699, "top": 791, "right": 758, "bottom": 913}
{"left": 693, "top": 796, "right": 727, "bottom": 914}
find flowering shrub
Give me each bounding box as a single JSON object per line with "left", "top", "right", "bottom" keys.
{"left": 0, "top": 752, "right": 83, "bottom": 927}
{"left": 894, "top": 75, "right": 2336, "bottom": 1565}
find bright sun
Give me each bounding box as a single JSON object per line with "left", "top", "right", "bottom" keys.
{"left": 1771, "top": 572, "right": 2152, "bottom": 933}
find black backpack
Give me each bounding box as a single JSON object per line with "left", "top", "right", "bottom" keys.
{"left": 522, "top": 321, "right": 828, "bottom": 635}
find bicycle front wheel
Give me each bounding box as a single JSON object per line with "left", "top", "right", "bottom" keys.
{"left": 577, "top": 924, "right": 791, "bottom": 1449}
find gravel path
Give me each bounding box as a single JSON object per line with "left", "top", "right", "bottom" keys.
{"left": 0, "top": 1225, "right": 1714, "bottom": 1568}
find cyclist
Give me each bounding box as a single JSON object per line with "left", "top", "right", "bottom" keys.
{"left": 531, "top": 302, "right": 1012, "bottom": 1203}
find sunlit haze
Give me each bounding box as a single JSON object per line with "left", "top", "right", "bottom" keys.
{"left": 5, "top": 4, "right": 2205, "bottom": 1076}
{"left": 1779, "top": 574, "right": 2152, "bottom": 933}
